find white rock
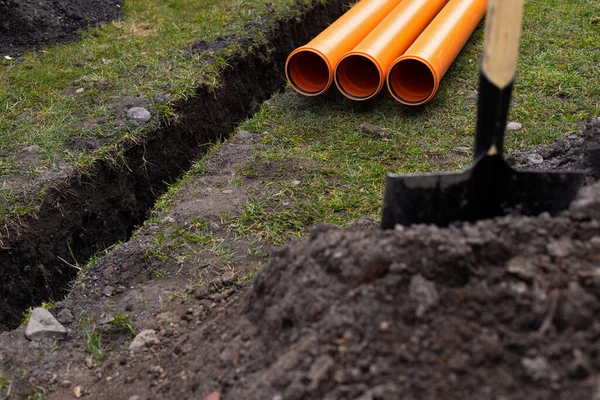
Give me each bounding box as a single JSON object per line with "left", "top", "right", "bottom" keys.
{"left": 522, "top": 356, "right": 557, "bottom": 381}
{"left": 129, "top": 329, "right": 158, "bottom": 350}
{"left": 126, "top": 107, "right": 151, "bottom": 124}
{"left": 527, "top": 153, "right": 544, "bottom": 165}
{"left": 409, "top": 275, "right": 439, "bottom": 317}
{"left": 25, "top": 308, "right": 67, "bottom": 341}
{"left": 236, "top": 130, "right": 253, "bottom": 142}
{"left": 506, "top": 122, "right": 523, "bottom": 131}
{"left": 56, "top": 308, "right": 74, "bottom": 324}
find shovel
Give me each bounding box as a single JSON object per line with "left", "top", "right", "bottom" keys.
{"left": 381, "top": 0, "right": 585, "bottom": 229}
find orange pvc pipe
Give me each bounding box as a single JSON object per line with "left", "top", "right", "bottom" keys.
{"left": 335, "top": 0, "right": 449, "bottom": 101}
{"left": 285, "top": 0, "right": 403, "bottom": 96}
{"left": 387, "top": 0, "right": 487, "bottom": 105}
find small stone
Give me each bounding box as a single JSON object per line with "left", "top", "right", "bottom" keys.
{"left": 453, "top": 146, "right": 471, "bottom": 153}
{"left": 521, "top": 356, "right": 556, "bottom": 381}
{"left": 56, "top": 308, "right": 74, "bottom": 324}
{"left": 547, "top": 238, "right": 575, "bottom": 258}
{"left": 291, "top": 180, "right": 301, "bottom": 186}
{"left": 194, "top": 286, "right": 209, "bottom": 299}
{"left": 556, "top": 282, "right": 596, "bottom": 330}
{"left": 126, "top": 107, "right": 151, "bottom": 124}
{"left": 102, "top": 266, "right": 115, "bottom": 279}
{"left": 25, "top": 308, "right": 67, "bottom": 341}
{"left": 60, "top": 380, "right": 72, "bottom": 388}
{"left": 236, "top": 130, "right": 253, "bottom": 142}
{"left": 221, "top": 271, "right": 235, "bottom": 285}
{"left": 74, "top": 386, "right": 84, "bottom": 398}
{"left": 210, "top": 289, "right": 234, "bottom": 302}
{"left": 128, "top": 396, "right": 141, "bottom": 400}
{"left": 115, "top": 285, "right": 127, "bottom": 294}
{"left": 567, "top": 349, "right": 592, "bottom": 379}
{"left": 526, "top": 153, "right": 544, "bottom": 165}
{"left": 20, "top": 145, "right": 40, "bottom": 154}
{"left": 129, "top": 329, "right": 158, "bottom": 350}
{"left": 98, "top": 313, "right": 115, "bottom": 325}
{"left": 359, "top": 123, "right": 384, "bottom": 137}
{"left": 209, "top": 221, "right": 220, "bottom": 232}
{"left": 75, "top": 87, "right": 84, "bottom": 94}
{"left": 506, "top": 122, "right": 522, "bottom": 131}
{"left": 347, "top": 215, "right": 378, "bottom": 229}
{"left": 222, "top": 190, "right": 233, "bottom": 194}
{"left": 506, "top": 256, "right": 535, "bottom": 280}
{"left": 102, "top": 286, "right": 115, "bottom": 296}
{"left": 409, "top": 275, "right": 439, "bottom": 317}
{"left": 589, "top": 236, "right": 600, "bottom": 249}
{"left": 85, "top": 356, "right": 96, "bottom": 369}
{"left": 204, "top": 391, "right": 221, "bottom": 400}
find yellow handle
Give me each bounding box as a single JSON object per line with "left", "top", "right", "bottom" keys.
{"left": 481, "top": 0, "right": 525, "bottom": 88}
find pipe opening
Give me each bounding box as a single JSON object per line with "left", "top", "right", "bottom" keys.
{"left": 335, "top": 55, "right": 381, "bottom": 100}
{"left": 286, "top": 50, "right": 330, "bottom": 95}
{"left": 388, "top": 58, "right": 435, "bottom": 105}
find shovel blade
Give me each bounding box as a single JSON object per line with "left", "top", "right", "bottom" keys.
{"left": 381, "top": 155, "right": 585, "bottom": 229}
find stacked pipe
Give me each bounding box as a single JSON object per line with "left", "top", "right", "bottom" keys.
{"left": 285, "top": 0, "right": 487, "bottom": 105}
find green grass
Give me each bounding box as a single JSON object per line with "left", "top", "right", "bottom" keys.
{"left": 83, "top": 328, "right": 106, "bottom": 362}
{"left": 0, "top": 0, "right": 312, "bottom": 222}
{"left": 175, "top": 0, "right": 598, "bottom": 246}
{"left": 0, "top": 371, "right": 9, "bottom": 390}
{"left": 111, "top": 311, "right": 136, "bottom": 336}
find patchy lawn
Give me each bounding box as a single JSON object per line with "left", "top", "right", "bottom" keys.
{"left": 0, "top": 0, "right": 306, "bottom": 220}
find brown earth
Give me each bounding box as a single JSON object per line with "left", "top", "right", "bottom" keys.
{"left": 0, "top": 0, "right": 124, "bottom": 55}
{"left": 0, "top": 118, "right": 599, "bottom": 399}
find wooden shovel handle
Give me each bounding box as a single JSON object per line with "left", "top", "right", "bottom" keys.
{"left": 481, "top": 0, "right": 525, "bottom": 88}
{"left": 474, "top": 0, "right": 525, "bottom": 159}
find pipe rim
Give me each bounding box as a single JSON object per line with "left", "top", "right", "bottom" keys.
{"left": 387, "top": 55, "right": 439, "bottom": 106}
{"left": 335, "top": 52, "right": 384, "bottom": 101}
{"left": 285, "top": 48, "right": 332, "bottom": 96}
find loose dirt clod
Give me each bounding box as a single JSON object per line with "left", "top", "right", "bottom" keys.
{"left": 0, "top": 0, "right": 124, "bottom": 54}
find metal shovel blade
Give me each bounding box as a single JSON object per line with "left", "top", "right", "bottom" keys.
{"left": 381, "top": 155, "right": 585, "bottom": 229}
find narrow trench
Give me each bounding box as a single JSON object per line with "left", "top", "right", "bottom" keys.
{"left": 0, "top": 0, "right": 351, "bottom": 330}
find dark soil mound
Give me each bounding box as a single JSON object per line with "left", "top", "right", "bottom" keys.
{"left": 0, "top": 0, "right": 123, "bottom": 55}
{"left": 239, "top": 184, "right": 600, "bottom": 399}
{"left": 73, "top": 185, "right": 600, "bottom": 400}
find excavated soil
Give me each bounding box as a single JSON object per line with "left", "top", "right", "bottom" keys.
{"left": 507, "top": 117, "right": 600, "bottom": 183}
{"left": 0, "top": 119, "right": 599, "bottom": 399}
{"left": 0, "top": 0, "right": 124, "bottom": 55}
